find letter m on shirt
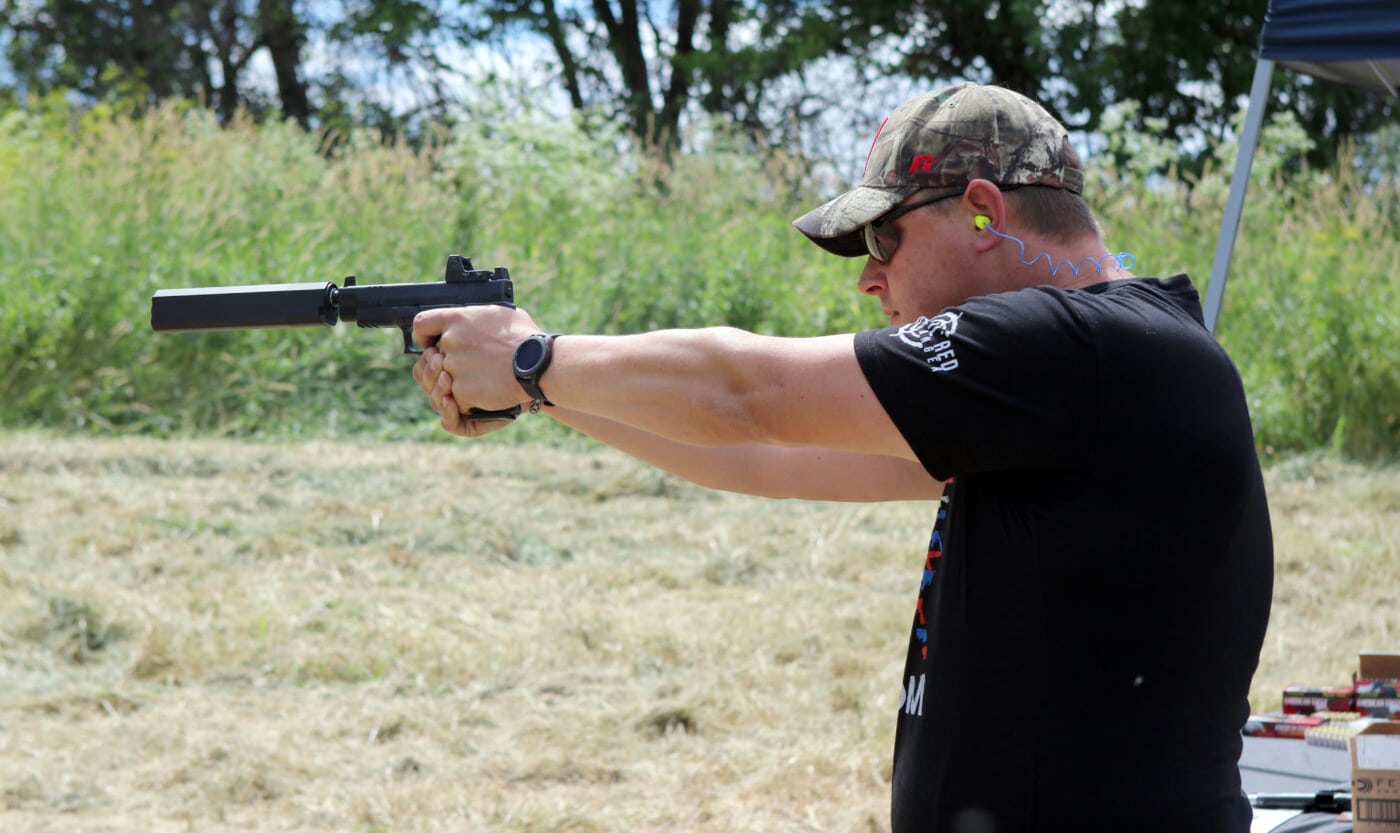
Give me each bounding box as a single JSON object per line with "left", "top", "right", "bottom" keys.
{"left": 901, "top": 673, "right": 926, "bottom": 716}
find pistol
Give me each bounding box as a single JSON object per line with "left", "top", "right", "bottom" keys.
{"left": 150, "top": 254, "right": 521, "bottom": 421}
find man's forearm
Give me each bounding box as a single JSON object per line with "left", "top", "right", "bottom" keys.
{"left": 550, "top": 406, "right": 788, "bottom": 495}
{"left": 544, "top": 328, "right": 908, "bottom": 458}
{"left": 546, "top": 328, "right": 775, "bottom": 446}
{"left": 549, "top": 407, "right": 942, "bottom": 502}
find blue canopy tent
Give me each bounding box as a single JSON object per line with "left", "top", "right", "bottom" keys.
{"left": 1202, "top": 0, "right": 1400, "bottom": 334}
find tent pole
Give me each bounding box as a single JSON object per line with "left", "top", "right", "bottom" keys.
{"left": 1204, "top": 58, "right": 1276, "bottom": 335}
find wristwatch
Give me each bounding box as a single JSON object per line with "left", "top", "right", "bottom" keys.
{"left": 512, "top": 333, "right": 558, "bottom": 413}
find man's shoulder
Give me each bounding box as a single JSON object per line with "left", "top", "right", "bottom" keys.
{"left": 938, "top": 276, "right": 1198, "bottom": 349}
{"left": 997, "top": 274, "right": 1211, "bottom": 343}
{"left": 960, "top": 274, "right": 1196, "bottom": 316}
{"left": 1084, "top": 274, "right": 1205, "bottom": 323}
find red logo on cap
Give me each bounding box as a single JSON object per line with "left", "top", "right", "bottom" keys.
{"left": 909, "top": 154, "right": 937, "bottom": 173}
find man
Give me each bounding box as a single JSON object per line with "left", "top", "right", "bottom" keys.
{"left": 412, "top": 83, "right": 1273, "bottom": 833}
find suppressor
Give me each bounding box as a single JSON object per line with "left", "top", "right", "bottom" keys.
{"left": 150, "top": 282, "right": 339, "bottom": 332}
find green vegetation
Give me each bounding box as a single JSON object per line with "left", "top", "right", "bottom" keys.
{"left": 0, "top": 100, "right": 1395, "bottom": 458}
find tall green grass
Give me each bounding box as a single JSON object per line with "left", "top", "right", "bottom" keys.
{"left": 1092, "top": 109, "right": 1399, "bottom": 460}
{"left": 0, "top": 98, "right": 1395, "bottom": 457}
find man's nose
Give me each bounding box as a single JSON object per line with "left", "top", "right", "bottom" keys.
{"left": 857, "top": 259, "right": 885, "bottom": 295}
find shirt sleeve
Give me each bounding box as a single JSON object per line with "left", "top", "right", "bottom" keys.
{"left": 854, "top": 287, "right": 1100, "bottom": 481}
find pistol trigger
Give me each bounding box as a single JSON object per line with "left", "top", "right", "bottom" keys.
{"left": 401, "top": 326, "right": 422, "bottom": 355}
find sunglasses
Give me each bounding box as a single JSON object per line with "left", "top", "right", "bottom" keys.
{"left": 863, "top": 190, "right": 965, "bottom": 263}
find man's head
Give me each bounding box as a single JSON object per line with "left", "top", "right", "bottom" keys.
{"left": 793, "top": 83, "right": 1090, "bottom": 258}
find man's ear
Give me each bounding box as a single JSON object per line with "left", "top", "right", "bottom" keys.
{"left": 962, "top": 179, "right": 1005, "bottom": 252}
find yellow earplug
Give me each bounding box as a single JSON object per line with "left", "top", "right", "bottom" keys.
{"left": 974, "top": 215, "right": 992, "bottom": 231}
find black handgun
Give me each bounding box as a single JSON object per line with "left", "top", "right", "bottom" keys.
{"left": 150, "top": 254, "right": 521, "bottom": 421}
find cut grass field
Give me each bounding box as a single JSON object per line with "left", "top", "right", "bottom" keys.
{"left": 1, "top": 432, "right": 1396, "bottom": 831}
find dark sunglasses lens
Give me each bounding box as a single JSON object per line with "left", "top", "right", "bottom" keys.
{"left": 865, "top": 220, "right": 898, "bottom": 262}
{"left": 864, "top": 190, "right": 960, "bottom": 261}
{"left": 862, "top": 223, "right": 883, "bottom": 261}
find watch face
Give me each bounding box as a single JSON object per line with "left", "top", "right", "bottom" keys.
{"left": 515, "top": 336, "right": 547, "bottom": 374}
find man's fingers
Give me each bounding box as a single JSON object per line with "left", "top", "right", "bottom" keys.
{"left": 412, "top": 309, "right": 452, "bottom": 350}
{"left": 439, "top": 392, "right": 465, "bottom": 433}
{"left": 412, "top": 352, "right": 430, "bottom": 388}
{"left": 431, "top": 369, "right": 454, "bottom": 413}
{"left": 412, "top": 347, "right": 444, "bottom": 390}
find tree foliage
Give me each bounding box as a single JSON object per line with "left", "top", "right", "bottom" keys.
{"left": 464, "top": 0, "right": 1396, "bottom": 169}
{"left": 469, "top": 1, "right": 865, "bottom": 155}
{"left": 826, "top": 0, "right": 1395, "bottom": 171}
{"left": 0, "top": 0, "right": 312, "bottom": 125}
{"left": 0, "top": 0, "right": 471, "bottom": 132}
{"left": 1, "top": 0, "right": 1395, "bottom": 170}
{"left": 1062, "top": 0, "right": 1397, "bottom": 171}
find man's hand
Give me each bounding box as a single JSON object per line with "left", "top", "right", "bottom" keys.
{"left": 410, "top": 346, "right": 509, "bottom": 437}
{"left": 411, "top": 305, "right": 546, "bottom": 438}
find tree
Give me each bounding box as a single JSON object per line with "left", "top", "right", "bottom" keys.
{"left": 822, "top": 0, "right": 1395, "bottom": 172}
{"left": 0, "top": 0, "right": 473, "bottom": 132}
{"left": 0, "top": 0, "right": 311, "bottom": 125}
{"left": 2, "top": 0, "right": 204, "bottom": 108}
{"left": 1063, "top": 0, "right": 1397, "bottom": 171}
{"left": 322, "top": 0, "right": 475, "bottom": 129}
{"left": 477, "top": 0, "right": 708, "bottom": 151}
{"left": 472, "top": 1, "right": 882, "bottom": 155}
{"left": 3, "top": 0, "right": 1391, "bottom": 172}
{"left": 258, "top": 0, "right": 312, "bottom": 128}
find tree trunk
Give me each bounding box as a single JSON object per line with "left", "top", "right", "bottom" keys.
{"left": 541, "top": 0, "right": 585, "bottom": 111}
{"left": 657, "top": 0, "right": 699, "bottom": 152}
{"left": 701, "top": 0, "right": 733, "bottom": 114}
{"left": 217, "top": 0, "right": 241, "bottom": 121}
{"left": 258, "top": 0, "right": 311, "bottom": 129}
{"left": 593, "top": 0, "right": 655, "bottom": 144}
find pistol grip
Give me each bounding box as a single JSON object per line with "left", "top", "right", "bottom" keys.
{"left": 466, "top": 406, "right": 521, "bottom": 423}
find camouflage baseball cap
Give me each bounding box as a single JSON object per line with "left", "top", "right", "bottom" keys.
{"left": 793, "top": 83, "right": 1085, "bottom": 257}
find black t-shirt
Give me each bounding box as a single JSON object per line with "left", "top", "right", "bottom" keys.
{"left": 854, "top": 275, "right": 1273, "bottom": 833}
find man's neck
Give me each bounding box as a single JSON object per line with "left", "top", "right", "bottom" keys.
{"left": 1029, "top": 233, "right": 1136, "bottom": 289}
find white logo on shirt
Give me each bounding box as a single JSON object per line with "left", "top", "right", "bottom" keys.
{"left": 894, "top": 312, "right": 961, "bottom": 373}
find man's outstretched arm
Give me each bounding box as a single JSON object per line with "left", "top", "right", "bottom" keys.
{"left": 548, "top": 407, "right": 940, "bottom": 502}
{"left": 412, "top": 306, "right": 915, "bottom": 461}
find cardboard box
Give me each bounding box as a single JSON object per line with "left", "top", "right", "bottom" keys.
{"left": 1283, "top": 683, "right": 1356, "bottom": 714}
{"left": 1243, "top": 713, "right": 1325, "bottom": 739}
{"left": 1357, "top": 652, "right": 1400, "bottom": 719}
{"left": 1351, "top": 720, "right": 1400, "bottom": 833}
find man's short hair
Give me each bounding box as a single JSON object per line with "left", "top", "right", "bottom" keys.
{"left": 920, "top": 184, "right": 1100, "bottom": 243}
{"left": 1005, "top": 186, "right": 1101, "bottom": 243}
